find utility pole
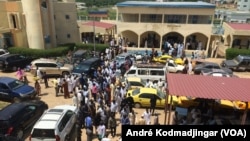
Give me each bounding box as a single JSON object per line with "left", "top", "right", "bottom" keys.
{"left": 93, "top": 17, "right": 96, "bottom": 57}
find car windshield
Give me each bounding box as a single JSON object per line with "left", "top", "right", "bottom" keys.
{"left": 74, "top": 64, "right": 89, "bottom": 70}
{"left": 56, "top": 62, "right": 64, "bottom": 67}
{"left": 233, "top": 56, "right": 242, "bottom": 64}
{"left": 8, "top": 80, "right": 25, "bottom": 90}
{"left": 132, "top": 88, "right": 140, "bottom": 96}
{"left": 157, "top": 90, "right": 166, "bottom": 99}
{"left": 31, "top": 129, "right": 55, "bottom": 138}
{"left": 116, "top": 56, "right": 125, "bottom": 62}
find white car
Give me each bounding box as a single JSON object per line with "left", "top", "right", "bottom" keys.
{"left": 30, "top": 105, "right": 78, "bottom": 141}
{"left": 0, "top": 49, "right": 9, "bottom": 57}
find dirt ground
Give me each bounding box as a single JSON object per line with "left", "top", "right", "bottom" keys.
{"left": 0, "top": 58, "right": 249, "bottom": 141}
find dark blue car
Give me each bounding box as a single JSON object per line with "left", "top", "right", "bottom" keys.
{"left": 0, "top": 77, "right": 36, "bottom": 102}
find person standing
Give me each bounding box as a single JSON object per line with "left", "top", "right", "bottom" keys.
{"left": 150, "top": 95, "right": 157, "bottom": 115}
{"left": 108, "top": 113, "right": 117, "bottom": 138}
{"left": 34, "top": 80, "right": 41, "bottom": 96}
{"left": 43, "top": 72, "right": 49, "bottom": 88}
{"left": 97, "top": 121, "right": 106, "bottom": 141}
{"left": 36, "top": 67, "right": 43, "bottom": 83}
{"left": 51, "top": 77, "right": 59, "bottom": 97}
{"left": 62, "top": 79, "right": 70, "bottom": 99}
{"left": 85, "top": 113, "right": 93, "bottom": 141}
{"left": 142, "top": 108, "right": 151, "bottom": 125}
{"left": 16, "top": 67, "right": 23, "bottom": 81}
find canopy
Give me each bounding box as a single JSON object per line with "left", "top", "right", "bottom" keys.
{"left": 167, "top": 73, "right": 250, "bottom": 102}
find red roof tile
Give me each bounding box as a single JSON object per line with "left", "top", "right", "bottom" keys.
{"left": 167, "top": 73, "right": 250, "bottom": 101}
{"left": 227, "top": 23, "right": 250, "bottom": 30}
{"left": 82, "top": 21, "right": 115, "bottom": 29}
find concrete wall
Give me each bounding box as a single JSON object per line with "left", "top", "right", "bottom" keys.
{"left": 54, "top": 2, "right": 80, "bottom": 44}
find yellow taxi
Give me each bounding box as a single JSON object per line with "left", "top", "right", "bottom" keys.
{"left": 152, "top": 55, "right": 172, "bottom": 63}
{"left": 152, "top": 55, "right": 184, "bottom": 65}
{"left": 233, "top": 101, "right": 250, "bottom": 110}
{"left": 126, "top": 87, "right": 178, "bottom": 108}
{"left": 175, "top": 96, "right": 235, "bottom": 110}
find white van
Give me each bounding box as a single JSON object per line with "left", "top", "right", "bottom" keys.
{"left": 124, "top": 63, "right": 166, "bottom": 82}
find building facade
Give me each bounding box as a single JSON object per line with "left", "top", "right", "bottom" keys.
{"left": 0, "top": 0, "right": 80, "bottom": 49}
{"left": 115, "top": 1, "right": 217, "bottom": 56}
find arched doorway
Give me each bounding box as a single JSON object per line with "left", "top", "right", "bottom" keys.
{"left": 186, "top": 33, "right": 208, "bottom": 50}
{"left": 140, "top": 31, "right": 160, "bottom": 48}
{"left": 162, "top": 32, "right": 184, "bottom": 47}
{"left": 120, "top": 30, "right": 138, "bottom": 47}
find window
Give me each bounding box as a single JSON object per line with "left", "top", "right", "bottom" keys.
{"left": 139, "top": 93, "right": 152, "bottom": 99}
{"left": 67, "top": 34, "right": 71, "bottom": 38}
{"left": 127, "top": 70, "right": 136, "bottom": 74}
{"left": 150, "top": 70, "right": 164, "bottom": 75}
{"left": 138, "top": 70, "right": 147, "bottom": 75}
{"left": 65, "top": 15, "right": 70, "bottom": 19}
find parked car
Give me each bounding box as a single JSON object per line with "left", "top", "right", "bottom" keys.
{"left": 0, "top": 49, "right": 9, "bottom": 57}
{"left": 126, "top": 87, "right": 178, "bottom": 108}
{"left": 232, "top": 101, "right": 250, "bottom": 110}
{"left": 71, "top": 49, "right": 89, "bottom": 64}
{"left": 175, "top": 96, "right": 235, "bottom": 110}
{"left": 193, "top": 61, "right": 233, "bottom": 75}
{"left": 153, "top": 55, "right": 184, "bottom": 65}
{"left": 0, "top": 100, "right": 48, "bottom": 140}
{"left": 221, "top": 55, "right": 250, "bottom": 71}
{"left": 123, "top": 77, "right": 146, "bottom": 90}
{"left": 30, "top": 58, "right": 73, "bottom": 77}
{"left": 0, "top": 54, "right": 34, "bottom": 72}
{"left": 200, "top": 69, "right": 237, "bottom": 77}
{"left": 152, "top": 54, "right": 172, "bottom": 63}
{"left": 30, "top": 105, "right": 77, "bottom": 141}
{"left": 115, "top": 53, "right": 135, "bottom": 69}
{"left": 72, "top": 57, "right": 102, "bottom": 77}
{"left": 0, "top": 77, "right": 37, "bottom": 102}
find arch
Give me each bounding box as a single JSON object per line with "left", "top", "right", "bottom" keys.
{"left": 162, "top": 32, "right": 184, "bottom": 45}
{"left": 140, "top": 31, "right": 160, "bottom": 48}
{"left": 120, "top": 30, "right": 138, "bottom": 47}
{"left": 186, "top": 32, "right": 208, "bottom": 50}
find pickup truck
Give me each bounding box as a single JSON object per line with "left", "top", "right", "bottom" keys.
{"left": 221, "top": 55, "right": 250, "bottom": 71}
{"left": 166, "top": 60, "right": 184, "bottom": 73}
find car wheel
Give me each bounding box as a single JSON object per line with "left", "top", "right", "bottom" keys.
{"left": 16, "top": 129, "right": 24, "bottom": 140}
{"left": 134, "top": 103, "right": 141, "bottom": 108}
{"left": 13, "top": 97, "right": 21, "bottom": 103}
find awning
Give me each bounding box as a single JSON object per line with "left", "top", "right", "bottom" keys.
{"left": 82, "top": 21, "right": 115, "bottom": 29}
{"left": 167, "top": 73, "right": 250, "bottom": 102}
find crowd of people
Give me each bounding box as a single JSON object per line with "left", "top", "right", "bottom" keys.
{"left": 27, "top": 46, "right": 162, "bottom": 141}
{"left": 14, "top": 42, "right": 199, "bottom": 141}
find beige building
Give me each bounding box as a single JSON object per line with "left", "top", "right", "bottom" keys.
{"left": 0, "top": 0, "right": 80, "bottom": 49}
{"left": 114, "top": 1, "right": 219, "bottom": 56}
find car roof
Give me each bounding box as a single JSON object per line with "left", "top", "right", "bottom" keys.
{"left": 74, "top": 49, "right": 87, "bottom": 55}
{"left": 0, "top": 101, "right": 43, "bottom": 120}
{"left": 31, "top": 58, "right": 57, "bottom": 64}
{"left": 80, "top": 57, "right": 100, "bottom": 64}
{"left": 139, "top": 88, "right": 157, "bottom": 93}
{"left": 117, "top": 53, "right": 132, "bottom": 57}
{"left": 0, "top": 54, "right": 19, "bottom": 58}
{"left": 0, "top": 77, "right": 16, "bottom": 84}
{"left": 33, "top": 105, "right": 77, "bottom": 128}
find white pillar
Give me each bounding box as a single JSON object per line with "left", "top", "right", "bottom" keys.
{"left": 22, "top": 0, "right": 44, "bottom": 49}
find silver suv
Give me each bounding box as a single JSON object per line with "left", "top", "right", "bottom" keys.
{"left": 30, "top": 58, "right": 73, "bottom": 77}
{"left": 29, "top": 105, "right": 77, "bottom": 141}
